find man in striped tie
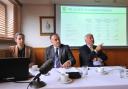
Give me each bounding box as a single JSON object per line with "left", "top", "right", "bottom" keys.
{"left": 44, "top": 33, "right": 76, "bottom": 68}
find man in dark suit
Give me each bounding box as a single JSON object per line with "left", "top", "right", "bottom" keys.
{"left": 44, "top": 33, "right": 76, "bottom": 68}
{"left": 79, "top": 33, "right": 107, "bottom": 67}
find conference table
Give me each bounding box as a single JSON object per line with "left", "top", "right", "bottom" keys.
{"left": 0, "top": 66, "right": 128, "bottom": 89}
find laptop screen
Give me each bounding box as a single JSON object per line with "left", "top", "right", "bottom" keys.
{"left": 0, "top": 58, "right": 30, "bottom": 81}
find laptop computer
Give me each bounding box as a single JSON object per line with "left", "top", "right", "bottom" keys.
{"left": 0, "top": 57, "right": 30, "bottom": 81}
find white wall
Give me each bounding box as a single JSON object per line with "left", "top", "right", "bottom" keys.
{"left": 21, "top": 2, "right": 128, "bottom": 48}
{"left": 22, "top": 5, "right": 54, "bottom": 48}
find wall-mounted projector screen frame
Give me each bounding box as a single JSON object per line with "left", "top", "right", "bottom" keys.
{"left": 56, "top": 5, "right": 128, "bottom": 48}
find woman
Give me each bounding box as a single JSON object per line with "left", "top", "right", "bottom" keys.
{"left": 8, "top": 32, "right": 35, "bottom": 67}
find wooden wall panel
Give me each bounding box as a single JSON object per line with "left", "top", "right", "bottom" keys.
{"left": 33, "top": 48, "right": 128, "bottom": 67}
{"left": 1, "top": 48, "right": 128, "bottom": 68}
{"left": 104, "top": 48, "right": 128, "bottom": 67}
{"left": 33, "top": 48, "right": 45, "bottom": 66}
{"left": 0, "top": 49, "right": 9, "bottom": 58}
{"left": 71, "top": 49, "right": 80, "bottom": 67}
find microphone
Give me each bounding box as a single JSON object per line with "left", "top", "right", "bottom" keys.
{"left": 39, "top": 59, "right": 53, "bottom": 74}
{"left": 29, "top": 59, "right": 53, "bottom": 88}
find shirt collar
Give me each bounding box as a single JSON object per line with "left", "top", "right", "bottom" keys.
{"left": 87, "top": 44, "right": 93, "bottom": 48}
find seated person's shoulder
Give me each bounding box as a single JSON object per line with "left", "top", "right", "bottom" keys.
{"left": 9, "top": 45, "right": 15, "bottom": 48}
{"left": 61, "top": 44, "right": 70, "bottom": 49}
{"left": 79, "top": 45, "right": 86, "bottom": 50}
{"left": 25, "top": 45, "right": 32, "bottom": 49}
{"left": 9, "top": 45, "right": 16, "bottom": 50}
{"left": 45, "top": 45, "right": 53, "bottom": 51}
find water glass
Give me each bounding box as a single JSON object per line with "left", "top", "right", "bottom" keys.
{"left": 81, "top": 66, "right": 88, "bottom": 78}
{"left": 125, "top": 69, "right": 128, "bottom": 77}
{"left": 119, "top": 67, "right": 128, "bottom": 78}
{"left": 120, "top": 69, "right": 125, "bottom": 78}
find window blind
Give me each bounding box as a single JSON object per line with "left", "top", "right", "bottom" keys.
{"left": 0, "top": 1, "right": 14, "bottom": 39}
{"left": 0, "top": 2, "right": 6, "bottom": 38}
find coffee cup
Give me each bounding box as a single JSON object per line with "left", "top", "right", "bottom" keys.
{"left": 32, "top": 65, "right": 39, "bottom": 71}
{"left": 60, "top": 74, "right": 69, "bottom": 82}
{"left": 97, "top": 67, "right": 104, "bottom": 74}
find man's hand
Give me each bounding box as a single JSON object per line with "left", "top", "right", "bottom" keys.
{"left": 61, "top": 60, "right": 71, "bottom": 68}
{"left": 95, "top": 43, "right": 103, "bottom": 52}
{"left": 92, "top": 57, "right": 98, "bottom": 61}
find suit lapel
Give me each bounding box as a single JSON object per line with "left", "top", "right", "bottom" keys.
{"left": 58, "top": 48, "right": 62, "bottom": 60}
{"left": 51, "top": 47, "right": 55, "bottom": 58}
{"left": 85, "top": 45, "right": 91, "bottom": 53}
{"left": 25, "top": 46, "right": 30, "bottom": 58}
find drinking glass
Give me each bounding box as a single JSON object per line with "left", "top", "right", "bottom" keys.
{"left": 120, "top": 66, "right": 126, "bottom": 78}
{"left": 81, "top": 66, "right": 88, "bottom": 78}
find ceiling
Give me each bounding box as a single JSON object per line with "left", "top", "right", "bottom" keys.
{"left": 18, "top": 0, "right": 53, "bottom": 5}
{"left": 17, "top": 0, "right": 128, "bottom": 6}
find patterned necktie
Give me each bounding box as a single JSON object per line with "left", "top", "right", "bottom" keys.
{"left": 54, "top": 48, "right": 61, "bottom": 68}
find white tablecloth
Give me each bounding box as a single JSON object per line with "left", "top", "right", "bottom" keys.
{"left": 0, "top": 66, "right": 128, "bottom": 89}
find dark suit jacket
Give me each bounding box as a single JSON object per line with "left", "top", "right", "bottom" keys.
{"left": 79, "top": 45, "right": 107, "bottom": 67}
{"left": 44, "top": 44, "right": 76, "bottom": 66}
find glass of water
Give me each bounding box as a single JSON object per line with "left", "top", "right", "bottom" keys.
{"left": 120, "top": 66, "right": 127, "bottom": 78}
{"left": 81, "top": 66, "right": 88, "bottom": 78}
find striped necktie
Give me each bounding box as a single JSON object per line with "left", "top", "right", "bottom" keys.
{"left": 56, "top": 48, "right": 58, "bottom": 57}
{"left": 54, "top": 48, "right": 61, "bottom": 68}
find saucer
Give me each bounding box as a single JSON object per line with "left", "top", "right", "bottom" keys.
{"left": 102, "top": 71, "right": 109, "bottom": 75}
{"left": 59, "top": 78, "right": 72, "bottom": 84}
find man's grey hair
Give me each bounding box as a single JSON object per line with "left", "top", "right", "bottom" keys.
{"left": 84, "top": 33, "right": 93, "bottom": 39}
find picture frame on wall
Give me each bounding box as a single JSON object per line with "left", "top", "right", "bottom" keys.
{"left": 40, "top": 16, "right": 55, "bottom": 35}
